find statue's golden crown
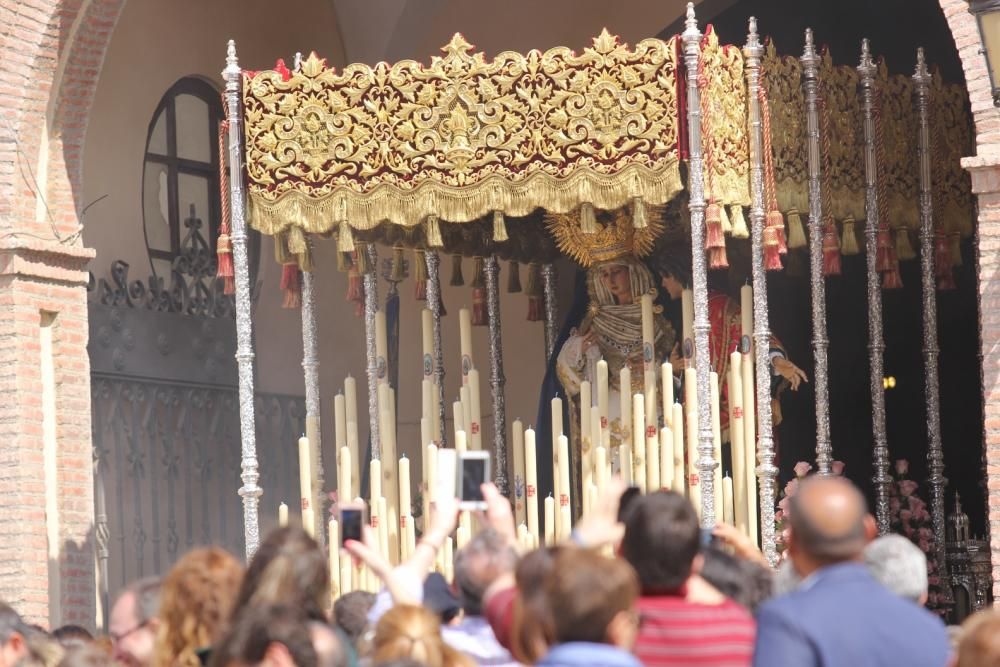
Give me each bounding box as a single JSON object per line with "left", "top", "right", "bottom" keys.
{"left": 545, "top": 205, "right": 663, "bottom": 267}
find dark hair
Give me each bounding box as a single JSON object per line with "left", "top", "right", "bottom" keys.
{"left": 453, "top": 529, "right": 517, "bottom": 617}
{"left": 510, "top": 547, "right": 562, "bottom": 663}
{"left": 546, "top": 548, "right": 639, "bottom": 645}
{"left": 210, "top": 604, "right": 316, "bottom": 667}
{"left": 52, "top": 626, "right": 94, "bottom": 650}
{"left": 333, "top": 591, "right": 375, "bottom": 648}
{"left": 788, "top": 477, "right": 867, "bottom": 564}
{"left": 699, "top": 545, "right": 774, "bottom": 611}
{"left": 621, "top": 491, "right": 700, "bottom": 591}
{"left": 648, "top": 250, "right": 692, "bottom": 289}
{"left": 230, "top": 527, "right": 328, "bottom": 623}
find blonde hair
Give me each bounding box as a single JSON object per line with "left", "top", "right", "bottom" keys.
{"left": 370, "top": 605, "right": 472, "bottom": 667}
{"left": 957, "top": 609, "right": 1000, "bottom": 667}
{"left": 154, "top": 547, "right": 243, "bottom": 667}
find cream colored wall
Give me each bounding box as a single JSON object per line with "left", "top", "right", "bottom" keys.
{"left": 82, "top": 0, "right": 576, "bottom": 503}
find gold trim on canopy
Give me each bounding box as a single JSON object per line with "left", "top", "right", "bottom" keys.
{"left": 702, "top": 26, "right": 750, "bottom": 209}
{"left": 242, "top": 31, "right": 684, "bottom": 236}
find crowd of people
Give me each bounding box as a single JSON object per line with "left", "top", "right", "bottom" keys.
{"left": 4, "top": 475, "right": 1000, "bottom": 667}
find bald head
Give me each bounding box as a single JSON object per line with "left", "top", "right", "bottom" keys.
{"left": 788, "top": 476, "right": 868, "bottom": 566}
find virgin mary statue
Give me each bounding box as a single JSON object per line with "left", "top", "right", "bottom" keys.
{"left": 544, "top": 205, "right": 675, "bottom": 503}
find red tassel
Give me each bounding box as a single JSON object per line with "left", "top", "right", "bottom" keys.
{"left": 414, "top": 279, "right": 427, "bottom": 301}
{"left": 705, "top": 202, "right": 725, "bottom": 249}
{"left": 346, "top": 265, "right": 362, "bottom": 301}
{"left": 768, "top": 211, "right": 788, "bottom": 255}
{"left": 822, "top": 224, "right": 841, "bottom": 277}
{"left": 527, "top": 295, "right": 544, "bottom": 322}
{"left": 876, "top": 226, "right": 893, "bottom": 273}
{"left": 882, "top": 266, "right": 903, "bottom": 290}
{"left": 937, "top": 271, "right": 956, "bottom": 291}
{"left": 216, "top": 233, "right": 235, "bottom": 295}
{"left": 934, "top": 233, "right": 951, "bottom": 279}
{"left": 708, "top": 246, "right": 729, "bottom": 270}
{"left": 472, "top": 287, "right": 487, "bottom": 326}
{"left": 281, "top": 262, "right": 301, "bottom": 309}
{"left": 763, "top": 225, "right": 783, "bottom": 271}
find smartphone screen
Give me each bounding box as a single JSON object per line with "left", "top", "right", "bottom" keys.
{"left": 341, "top": 508, "right": 363, "bottom": 545}
{"left": 460, "top": 458, "right": 486, "bottom": 502}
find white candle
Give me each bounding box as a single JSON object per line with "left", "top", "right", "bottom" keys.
{"left": 551, "top": 397, "right": 563, "bottom": 535}
{"left": 647, "top": 433, "right": 660, "bottom": 492}
{"left": 512, "top": 419, "right": 526, "bottom": 527}
{"left": 377, "top": 497, "right": 389, "bottom": 560}
{"left": 459, "top": 307, "right": 473, "bottom": 384}
{"left": 375, "top": 310, "right": 388, "bottom": 385}
{"left": 422, "top": 308, "right": 434, "bottom": 378}
{"left": 422, "top": 380, "right": 433, "bottom": 425}
{"left": 469, "top": 368, "right": 483, "bottom": 450}
{"left": 459, "top": 511, "right": 472, "bottom": 548}
{"left": 740, "top": 285, "right": 754, "bottom": 347}
{"left": 640, "top": 294, "right": 657, "bottom": 438}
{"left": 340, "top": 543, "right": 354, "bottom": 596}
{"left": 742, "top": 342, "right": 758, "bottom": 547}
{"left": 595, "top": 446, "right": 608, "bottom": 499}
{"left": 425, "top": 443, "right": 438, "bottom": 513}
{"left": 345, "top": 375, "right": 360, "bottom": 496}
{"left": 525, "top": 428, "right": 540, "bottom": 545}
{"left": 723, "top": 476, "right": 735, "bottom": 526}
{"left": 684, "top": 368, "right": 700, "bottom": 516}
{"left": 370, "top": 459, "right": 382, "bottom": 509}
{"left": 672, "top": 404, "right": 685, "bottom": 494}
{"left": 399, "top": 454, "right": 411, "bottom": 530}
{"left": 632, "top": 393, "right": 646, "bottom": 492}
{"left": 682, "top": 289, "right": 694, "bottom": 367}
{"left": 661, "top": 362, "right": 675, "bottom": 427}
{"left": 335, "top": 393, "right": 347, "bottom": 452}
{"left": 544, "top": 495, "right": 555, "bottom": 546}
{"left": 405, "top": 514, "right": 416, "bottom": 560}
{"left": 279, "top": 502, "right": 288, "bottom": 528}
{"left": 444, "top": 537, "right": 454, "bottom": 582}
{"left": 329, "top": 519, "right": 340, "bottom": 599}
{"left": 580, "top": 380, "right": 593, "bottom": 515}
{"left": 339, "top": 446, "right": 352, "bottom": 502}
{"left": 298, "top": 436, "right": 314, "bottom": 537}
{"left": 431, "top": 380, "right": 442, "bottom": 443}
{"left": 597, "top": 360, "right": 610, "bottom": 447}
{"left": 619, "top": 366, "right": 632, "bottom": 449}
{"left": 729, "top": 351, "right": 748, "bottom": 536}
{"left": 453, "top": 398, "right": 465, "bottom": 435}
{"left": 641, "top": 294, "right": 655, "bottom": 359}
{"left": 557, "top": 435, "right": 571, "bottom": 517}
{"left": 455, "top": 429, "right": 467, "bottom": 453}
{"left": 560, "top": 505, "right": 572, "bottom": 542}
{"left": 660, "top": 427, "right": 674, "bottom": 491}
{"left": 517, "top": 523, "right": 530, "bottom": 552}
{"left": 710, "top": 372, "right": 723, "bottom": 521}
{"left": 460, "top": 386, "right": 473, "bottom": 443}
{"left": 620, "top": 444, "right": 633, "bottom": 486}
{"left": 379, "top": 384, "right": 399, "bottom": 563}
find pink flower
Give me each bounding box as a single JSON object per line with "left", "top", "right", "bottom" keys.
{"left": 778, "top": 496, "right": 790, "bottom": 513}
{"left": 928, "top": 575, "right": 940, "bottom": 586}
{"left": 794, "top": 461, "right": 813, "bottom": 478}
{"left": 908, "top": 495, "right": 925, "bottom": 512}
{"left": 904, "top": 524, "right": 915, "bottom": 538}
{"left": 915, "top": 507, "right": 932, "bottom": 522}
{"left": 899, "top": 509, "right": 913, "bottom": 523}
{"left": 918, "top": 527, "right": 933, "bottom": 542}
{"left": 895, "top": 459, "right": 910, "bottom": 476}
{"left": 918, "top": 538, "right": 931, "bottom": 553}
{"left": 899, "top": 480, "right": 919, "bottom": 497}
{"left": 831, "top": 460, "right": 846, "bottom": 475}
{"left": 775, "top": 508, "right": 784, "bottom": 522}
{"left": 890, "top": 497, "right": 901, "bottom": 513}
{"left": 785, "top": 478, "right": 800, "bottom": 497}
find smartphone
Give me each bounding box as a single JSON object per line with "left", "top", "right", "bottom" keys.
{"left": 340, "top": 503, "right": 366, "bottom": 546}
{"left": 617, "top": 486, "right": 642, "bottom": 522}
{"left": 700, "top": 527, "right": 716, "bottom": 548}
{"left": 457, "top": 451, "right": 490, "bottom": 510}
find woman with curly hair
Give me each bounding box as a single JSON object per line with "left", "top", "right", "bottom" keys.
{"left": 154, "top": 547, "right": 243, "bottom": 667}
{"left": 369, "top": 605, "right": 472, "bottom": 667}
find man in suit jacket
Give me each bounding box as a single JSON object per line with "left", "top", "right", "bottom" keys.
{"left": 752, "top": 476, "right": 950, "bottom": 667}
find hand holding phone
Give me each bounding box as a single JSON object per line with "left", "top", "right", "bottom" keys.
{"left": 457, "top": 451, "right": 490, "bottom": 510}
{"left": 340, "top": 502, "right": 366, "bottom": 547}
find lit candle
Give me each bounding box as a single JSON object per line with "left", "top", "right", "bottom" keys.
{"left": 682, "top": 289, "right": 694, "bottom": 367}
{"left": 544, "top": 495, "right": 555, "bottom": 546}
{"left": 525, "top": 428, "right": 540, "bottom": 545}
{"left": 672, "top": 403, "right": 686, "bottom": 495}
{"left": 469, "top": 368, "right": 483, "bottom": 450}
{"left": 298, "top": 436, "right": 315, "bottom": 537}
{"left": 422, "top": 308, "right": 434, "bottom": 378}
{"left": 512, "top": 419, "right": 526, "bottom": 527}
{"left": 661, "top": 362, "right": 675, "bottom": 427}
{"left": 375, "top": 310, "right": 388, "bottom": 385}
{"left": 723, "top": 475, "right": 735, "bottom": 526}
{"left": 619, "top": 366, "right": 632, "bottom": 449}
{"left": 329, "top": 518, "right": 340, "bottom": 599}
{"left": 684, "top": 368, "right": 700, "bottom": 516}
{"left": 710, "top": 372, "right": 723, "bottom": 520}
{"left": 647, "top": 432, "right": 660, "bottom": 492}
{"left": 597, "top": 360, "right": 610, "bottom": 447}
{"left": 339, "top": 445, "right": 352, "bottom": 502}
{"left": 729, "top": 352, "right": 748, "bottom": 535}
{"left": 345, "top": 375, "right": 360, "bottom": 496}
{"left": 278, "top": 502, "right": 288, "bottom": 528}
{"left": 459, "top": 307, "right": 473, "bottom": 384}
{"left": 632, "top": 393, "right": 646, "bottom": 492}
{"left": 660, "top": 426, "right": 674, "bottom": 490}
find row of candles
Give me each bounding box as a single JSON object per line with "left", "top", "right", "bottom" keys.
{"left": 281, "top": 286, "right": 763, "bottom": 597}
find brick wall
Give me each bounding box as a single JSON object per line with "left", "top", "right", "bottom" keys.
{"left": 938, "top": 0, "right": 1000, "bottom": 604}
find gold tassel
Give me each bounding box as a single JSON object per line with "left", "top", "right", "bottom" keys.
{"left": 950, "top": 233, "right": 963, "bottom": 267}
{"left": 390, "top": 247, "right": 405, "bottom": 282}
{"left": 786, "top": 208, "right": 807, "bottom": 249}
{"left": 895, "top": 228, "right": 917, "bottom": 262}
{"left": 427, "top": 214, "right": 443, "bottom": 247}
{"left": 729, "top": 205, "right": 749, "bottom": 239}
{"left": 492, "top": 210, "right": 508, "bottom": 242}
{"left": 507, "top": 260, "right": 522, "bottom": 293}
{"left": 840, "top": 216, "right": 859, "bottom": 256}
{"left": 298, "top": 243, "right": 314, "bottom": 273}
{"left": 354, "top": 247, "right": 369, "bottom": 274}
{"left": 336, "top": 249, "right": 348, "bottom": 272}
{"left": 719, "top": 202, "right": 732, "bottom": 234}
{"left": 580, "top": 202, "right": 598, "bottom": 234}
{"left": 632, "top": 197, "right": 647, "bottom": 229}
{"left": 414, "top": 250, "right": 428, "bottom": 282}
{"left": 450, "top": 254, "right": 465, "bottom": 286}
{"left": 274, "top": 232, "right": 290, "bottom": 265}
{"left": 287, "top": 226, "right": 307, "bottom": 255}
{"left": 338, "top": 220, "right": 355, "bottom": 252}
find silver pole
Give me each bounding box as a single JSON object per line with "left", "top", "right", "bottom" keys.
{"left": 801, "top": 30, "right": 833, "bottom": 475}
{"left": 541, "top": 263, "right": 559, "bottom": 361}
{"left": 484, "top": 256, "right": 509, "bottom": 496}
{"left": 744, "top": 18, "right": 779, "bottom": 566}
{"left": 364, "top": 243, "right": 381, "bottom": 460}
{"left": 425, "top": 251, "right": 448, "bottom": 447}
{"left": 682, "top": 4, "right": 717, "bottom": 527}
{"left": 858, "top": 40, "right": 891, "bottom": 535}
{"left": 223, "top": 40, "right": 262, "bottom": 557}
{"left": 300, "top": 259, "right": 325, "bottom": 545}
{"left": 913, "top": 48, "right": 952, "bottom": 605}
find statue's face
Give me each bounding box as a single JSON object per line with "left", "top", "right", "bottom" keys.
{"left": 599, "top": 264, "right": 632, "bottom": 304}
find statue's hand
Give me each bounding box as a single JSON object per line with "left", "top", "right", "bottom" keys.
{"left": 773, "top": 357, "right": 808, "bottom": 391}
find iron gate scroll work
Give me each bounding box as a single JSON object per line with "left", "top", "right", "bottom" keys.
{"left": 88, "top": 207, "right": 304, "bottom": 617}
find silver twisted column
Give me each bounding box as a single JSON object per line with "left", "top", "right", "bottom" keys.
{"left": 300, "top": 258, "right": 325, "bottom": 545}
{"left": 744, "top": 18, "right": 779, "bottom": 565}
{"left": 682, "top": 4, "right": 717, "bottom": 527}
{"left": 484, "top": 256, "right": 509, "bottom": 496}
{"left": 541, "top": 263, "right": 559, "bottom": 361}
{"left": 858, "top": 40, "right": 891, "bottom": 534}
{"left": 223, "top": 41, "right": 262, "bottom": 557}
{"left": 364, "top": 243, "right": 381, "bottom": 460}
{"left": 801, "top": 30, "right": 833, "bottom": 475}
{"left": 913, "top": 49, "right": 952, "bottom": 605}
{"left": 425, "top": 251, "right": 447, "bottom": 447}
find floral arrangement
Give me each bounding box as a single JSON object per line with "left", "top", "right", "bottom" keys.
{"left": 774, "top": 460, "right": 845, "bottom": 556}
{"left": 889, "top": 459, "right": 942, "bottom": 609}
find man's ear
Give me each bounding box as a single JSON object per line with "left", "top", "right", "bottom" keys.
{"left": 863, "top": 514, "right": 877, "bottom": 543}
{"left": 605, "top": 610, "right": 637, "bottom": 650}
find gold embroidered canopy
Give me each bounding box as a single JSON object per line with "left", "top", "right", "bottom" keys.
{"left": 242, "top": 31, "right": 688, "bottom": 246}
